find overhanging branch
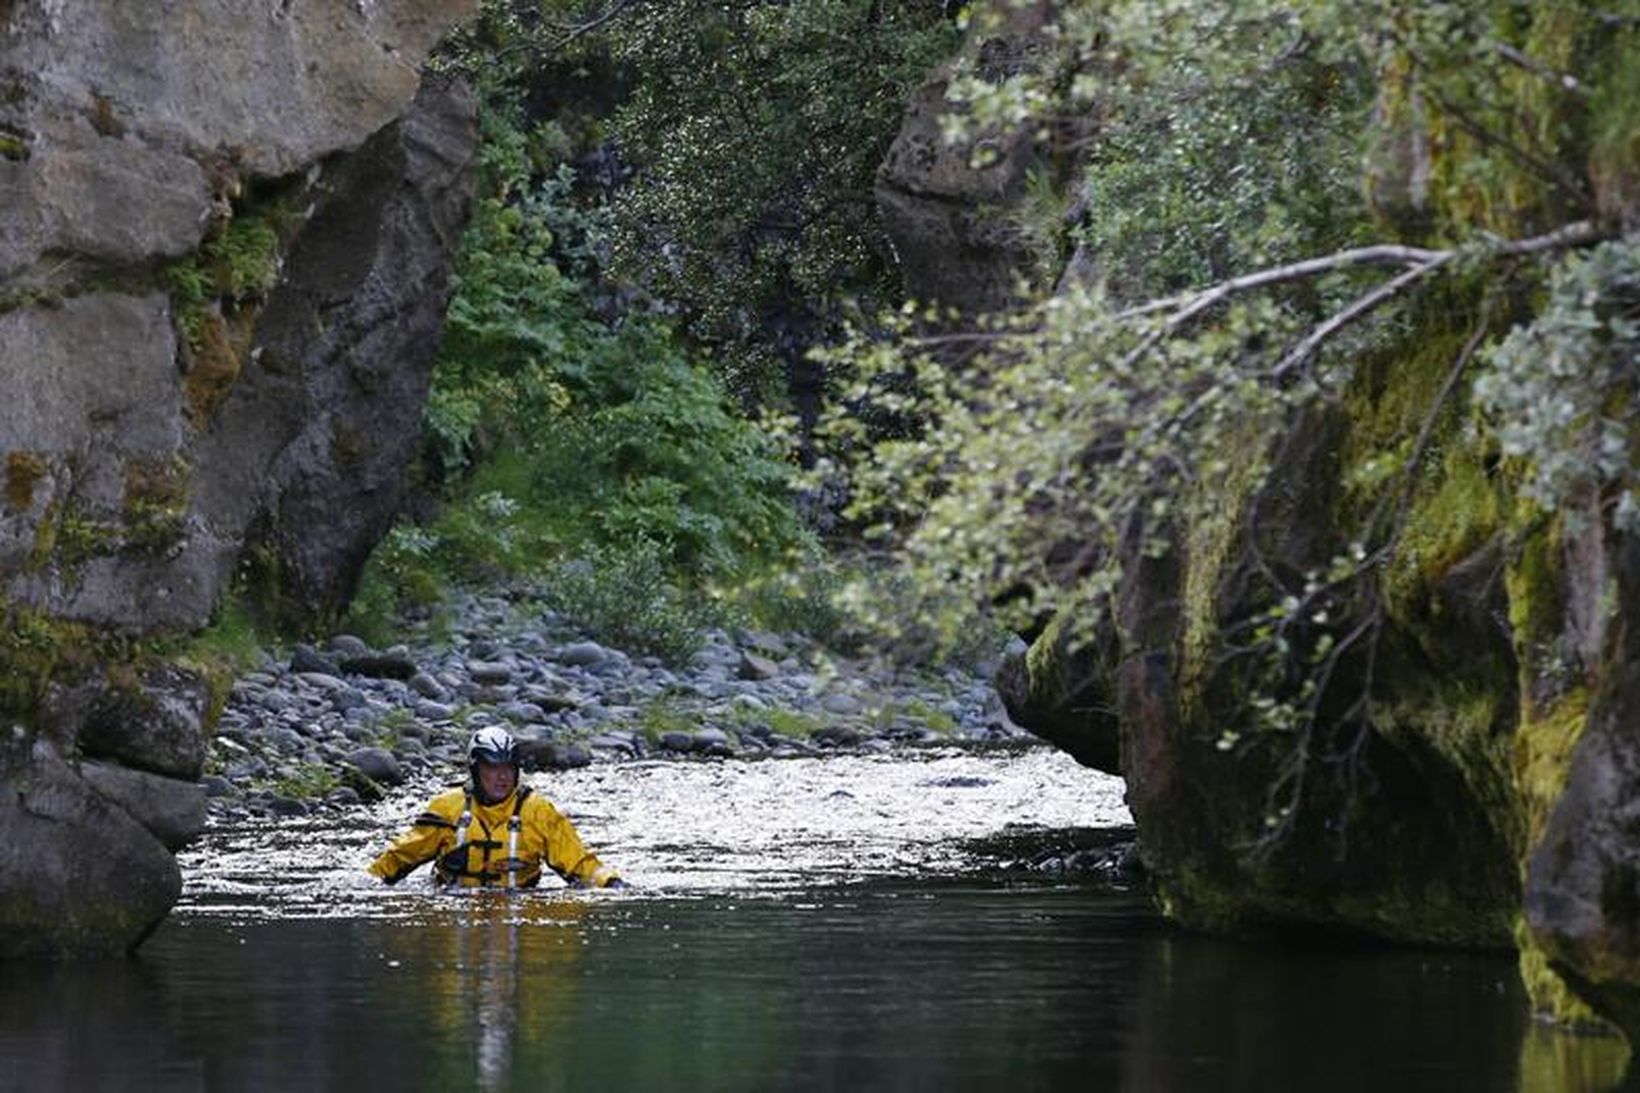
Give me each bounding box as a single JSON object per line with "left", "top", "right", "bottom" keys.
{"left": 1124, "top": 219, "right": 1604, "bottom": 377}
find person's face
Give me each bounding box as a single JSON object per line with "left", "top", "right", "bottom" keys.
{"left": 476, "top": 759, "right": 517, "bottom": 801}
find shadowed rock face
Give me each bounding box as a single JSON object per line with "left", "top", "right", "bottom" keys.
{"left": 215, "top": 74, "right": 479, "bottom": 626}
{"left": 873, "top": 0, "right": 1064, "bottom": 317}
{"left": 1527, "top": 534, "right": 1640, "bottom": 1045}
{"left": 0, "top": 0, "right": 475, "bottom": 957}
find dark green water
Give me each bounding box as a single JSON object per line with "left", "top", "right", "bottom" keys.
{"left": 1, "top": 750, "right": 1630, "bottom": 1091}
{"left": 5, "top": 882, "right": 1629, "bottom": 1092}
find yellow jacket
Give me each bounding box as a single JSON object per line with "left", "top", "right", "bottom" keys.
{"left": 369, "top": 784, "right": 620, "bottom": 889}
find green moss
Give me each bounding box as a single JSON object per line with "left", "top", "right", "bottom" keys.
{"left": 1589, "top": 33, "right": 1640, "bottom": 220}
{"left": 162, "top": 191, "right": 301, "bottom": 425}
{"left": 200, "top": 216, "right": 282, "bottom": 302}
{"left": 329, "top": 423, "right": 367, "bottom": 469}
{"left": 633, "top": 698, "right": 698, "bottom": 745}
{"left": 33, "top": 502, "right": 120, "bottom": 570}
{"left": 1177, "top": 429, "right": 1266, "bottom": 719}
{"left": 1339, "top": 324, "right": 1471, "bottom": 503}
{"left": 181, "top": 310, "right": 249, "bottom": 427}
{"left": 1023, "top": 610, "right": 1071, "bottom": 707}
{"left": 5, "top": 451, "right": 47, "bottom": 511}
{"left": 1514, "top": 687, "right": 1588, "bottom": 854}
{"left": 122, "top": 456, "right": 190, "bottom": 554}
{"left": 1504, "top": 518, "right": 1600, "bottom": 1028}
{"left": 1381, "top": 448, "right": 1504, "bottom": 626}
{"left": 272, "top": 762, "right": 340, "bottom": 801}
{"left": 1416, "top": 4, "right": 1596, "bottom": 236}
{"left": 1517, "top": 912, "right": 1610, "bottom": 1030}
{"left": 1379, "top": 679, "right": 1516, "bottom": 830}
{"left": 1155, "top": 856, "right": 1514, "bottom": 948}
{"left": 0, "top": 608, "right": 124, "bottom": 719}
{"left": 765, "top": 707, "right": 826, "bottom": 739}
{"left": 86, "top": 92, "right": 125, "bottom": 139}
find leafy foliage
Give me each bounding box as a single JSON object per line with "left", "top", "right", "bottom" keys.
{"left": 607, "top": 0, "right": 958, "bottom": 395}
{"left": 538, "top": 540, "right": 727, "bottom": 664}
{"left": 1476, "top": 239, "right": 1640, "bottom": 529}
{"left": 353, "top": 76, "right": 812, "bottom": 648}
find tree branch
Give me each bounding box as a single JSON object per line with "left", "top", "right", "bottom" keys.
{"left": 1269, "top": 255, "right": 1454, "bottom": 380}
{"left": 1489, "top": 40, "right": 1587, "bottom": 97}
{"left": 1123, "top": 220, "right": 1602, "bottom": 378}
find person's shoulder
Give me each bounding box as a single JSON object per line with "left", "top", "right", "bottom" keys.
{"left": 519, "top": 786, "right": 565, "bottom": 819}
{"left": 424, "top": 785, "right": 469, "bottom": 814}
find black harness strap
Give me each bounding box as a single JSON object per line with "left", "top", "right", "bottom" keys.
{"left": 434, "top": 787, "right": 536, "bottom": 886}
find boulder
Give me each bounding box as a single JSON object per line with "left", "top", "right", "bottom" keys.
{"left": 79, "top": 760, "right": 207, "bottom": 852}
{"left": 0, "top": 737, "right": 179, "bottom": 958}
{"left": 345, "top": 747, "right": 404, "bottom": 788}
{"left": 75, "top": 665, "right": 211, "bottom": 781}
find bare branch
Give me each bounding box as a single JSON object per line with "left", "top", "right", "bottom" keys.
{"left": 1115, "top": 242, "right": 1448, "bottom": 322}
{"left": 1489, "top": 40, "right": 1587, "bottom": 96}
{"left": 1269, "top": 255, "right": 1454, "bottom": 379}
{"left": 1125, "top": 220, "right": 1602, "bottom": 378}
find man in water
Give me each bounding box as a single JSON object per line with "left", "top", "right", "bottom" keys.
{"left": 368, "top": 726, "right": 625, "bottom": 889}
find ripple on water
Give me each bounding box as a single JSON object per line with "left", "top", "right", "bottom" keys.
{"left": 177, "top": 746, "right": 1129, "bottom": 920}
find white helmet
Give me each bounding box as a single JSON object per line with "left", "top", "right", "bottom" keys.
{"left": 467, "top": 726, "right": 518, "bottom": 774}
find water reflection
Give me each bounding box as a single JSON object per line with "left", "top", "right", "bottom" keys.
{"left": 377, "top": 897, "right": 591, "bottom": 1092}
{"left": 4, "top": 883, "right": 1631, "bottom": 1092}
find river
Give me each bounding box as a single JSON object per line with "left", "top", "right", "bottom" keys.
{"left": 2, "top": 747, "right": 1629, "bottom": 1091}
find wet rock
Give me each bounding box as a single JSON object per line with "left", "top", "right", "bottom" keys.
{"left": 560, "top": 641, "right": 611, "bottom": 667}
{"left": 340, "top": 766, "right": 387, "bottom": 805}
{"left": 0, "top": 739, "right": 179, "bottom": 958}
{"left": 327, "top": 635, "right": 371, "bottom": 659}
{"left": 330, "top": 688, "right": 368, "bottom": 713}
{"left": 519, "top": 739, "right": 593, "bottom": 771}
{"left": 265, "top": 796, "right": 310, "bottom": 818}
{"left": 820, "top": 693, "right": 863, "bottom": 717}
{"left": 297, "top": 671, "right": 348, "bottom": 692}
{"left": 588, "top": 734, "right": 639, "bottom": 758}
{"left": 80, "top": 760, "right": 207, "bottom": 851}
{"left": 291, "top": 644, "right": 340, "bottom": 675}
{"left": 467, "top": 660, "right": 514, "bottom": 685}
{"left": 345, "top": 747, "right": 404, "bottom": 787}
{"left": 690, "top": 728, "right": 734, "bottom": 757}
{"left": 813, "top": 725, "right": 864, "bottom": 748}
{"left": 74, "top": 665, "right": 211, "bottom": 780}
{"left": 200, "top": 775, "right": 238, "bottom": 799}
{"left": 267, "top": 728, "right": 308, "bottom": 756}
{"left": 259, "top": 690, "right": 294, "bottom": 713}
{"left": 340, "top": 651, "right": 418, "bottom": 680}
{"left": 499, "top": 701, "right": 548, "bottom": 724}
{"left": 738, "top": 652, "right": 781, "bottom": 681}
{"left": 225, "top": 756, "right": 270, "bottom": 781}
{"left": 409, "top": 671, "right": 449, "bottom": 700}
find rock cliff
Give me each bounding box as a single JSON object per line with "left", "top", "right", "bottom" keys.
{"left": 0, "top": 0, "right": 475, "bottom": 956}
{"left": 898, "top": 0, "right": 1640, "bottom": 1052}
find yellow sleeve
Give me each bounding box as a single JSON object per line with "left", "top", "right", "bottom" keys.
{"left": 368, "top": 795, "right": 460, "bottom": 884}
{"left": 532, "top": 798, "right": 620, "bottom": 888}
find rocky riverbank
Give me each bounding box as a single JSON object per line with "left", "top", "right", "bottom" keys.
{"left": 204, "top": 587, "right": 1031, "bottom": 820}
